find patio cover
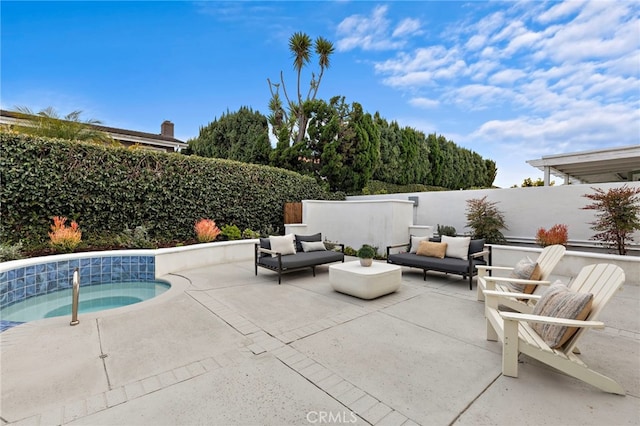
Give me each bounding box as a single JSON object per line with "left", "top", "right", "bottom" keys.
{"left": 527, "top": 145, "right": 640, "bottom": 185}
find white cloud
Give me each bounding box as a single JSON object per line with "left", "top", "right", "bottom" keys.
{"left": 340, "top": 1, "right": 639, "bottom": 186}
{"left": 447, "top": 84, "right": 518, "bottom": 111}
{"left": 474, "top": 10, "right": 507, "bottom": 39}
{"left": 535, "top": 2, "right": 638, "bottom": 63}
{"left": 465, "top": 34, "right": 486, "bottom": 51}
{"left": 393, "top": 18, "right": 421, "bottom": 38}
{"left": 491, "top": 20, "right": 526, "bottom": 44}
{"left": 375, "top": 46, "right": 465, "bottom": 86}
{"left": 473, "top": 102, "right": 639, "bottom": 148}
{"left": 336, "top": 5, "right": 396, "bottom": 51}
{"left": 336, "top": 5, "right": 422, "bottom": 52}
{"left": 409, "top": 97, "right": 439, "bottom": 109}
{"left": 488, "top": 69, "right": 527, "bottom": 85}
{"left": 537, "top": 0, "right": 587, "bottom": 24}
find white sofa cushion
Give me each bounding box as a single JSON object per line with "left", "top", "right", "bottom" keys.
{"left": 269, "top": 234, "right": 296, "bottom": 257}
{"left": 441, "top": 236, "right": 471, "bottom": 260}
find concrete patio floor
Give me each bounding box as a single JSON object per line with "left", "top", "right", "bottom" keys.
{"left": 1, "top": 258, "right": 639, "bottom": 426}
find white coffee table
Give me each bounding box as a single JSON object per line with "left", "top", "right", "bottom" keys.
{"left": 329, "top": 261, "right": 402, "bottom": 299}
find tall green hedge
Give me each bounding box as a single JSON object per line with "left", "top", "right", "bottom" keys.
{"left": 0, "top": 132, "right": 339, "bottom": 246}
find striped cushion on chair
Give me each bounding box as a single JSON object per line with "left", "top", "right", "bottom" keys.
{"left": 530, "top": 281, "right": 593, "bottom": 349}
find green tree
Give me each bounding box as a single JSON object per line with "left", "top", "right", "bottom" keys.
{"left": 582, "top": 185, "right": 640, "bottom": 255}
{"left": 12, "top": 106, "right": 114, "bottom": 144}
{"left": 188, "top": 107, "right": 271, "bottom": 165}
{"left": 484, "top": 159, "right": 497, "bottom": 187}
{"left": 521, "top": 177, "right": 553, "bottom": 187}
{"left": 372, "top": 115, "right": 402, "bottom": 184}
{"left": 465, "top": 196, "right": 508, "bottom": 243}
{"left": 267, "top": 32, "right": 335, "bottom": 148}
{"left": 302, "top": 97, "right": 380, "bottom": 193}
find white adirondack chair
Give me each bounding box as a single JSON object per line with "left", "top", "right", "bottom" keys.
{"left": 484, "top": 263, "right": 625, "bottom": 395}
{"left": 476, "top": 245, "right": 566, "bottom": 313}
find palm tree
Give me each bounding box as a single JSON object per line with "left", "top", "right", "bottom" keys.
{"left": 267, "top": 32, "right": 335, "bottom": 145}
{"left": 13, "top": 106, "right": 114, "bottom": 144}
{"left": 289, "top": 32, "right": 312, "bottom": 108}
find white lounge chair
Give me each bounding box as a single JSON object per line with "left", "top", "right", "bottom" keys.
{"left": 476, "top": 245, "right": 566, "bottom": 313}
{"left": 484, "top": 263, "right": 625, "bottom": 395}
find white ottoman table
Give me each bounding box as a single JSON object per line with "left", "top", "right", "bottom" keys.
{"left": 329, "top": 261, "right": 402, "bottom": 299}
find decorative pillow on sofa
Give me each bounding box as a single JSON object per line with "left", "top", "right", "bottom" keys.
{"left": 507, "top": 257, "right": 542, "bottom": 294}
{"left": 409, "top": 235, "right": 430, "bottom": 253}
{"left": 441, "top": 236, "right": 471, "bottom": 260}
{"left": 530, "top": 281, "right": 593, "bottom": 349}
{"left": 300, "top": 241, "right": 327, "bottom": 252}
{"left": 416, "top": 241, "right": 447, "bottom": 258}
{"left": 269, "top": 234, "right": 297, "bottom": 257}
{"left": 294, "top": 233, "right": 322, "bottom": 252}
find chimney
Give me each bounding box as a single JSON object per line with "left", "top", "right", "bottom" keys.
{"left": 161, "top": 120, "right": 174, "bottom": 138}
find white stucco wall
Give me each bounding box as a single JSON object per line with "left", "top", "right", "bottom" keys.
{"left": 349, "top": 182, "right": 640, "bottom": 246}
{"left": 490, "top": 245, "right": 640, "bottom": 285}
{"left": 291, "top": 200, "right": 417, "bottom": 256}
{"left": 155, "top": 240, "right": 256, "bottom": 276}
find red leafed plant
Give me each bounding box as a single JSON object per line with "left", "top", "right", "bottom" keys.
{"left": 535, "top": 224, "right": 568, "bottom": 247}
{"left": 194, "top": 218, "right": 221, "bottom": 243}
{"left": 582, "top": 185, "right": 640, "bottom": 255}
{"left": 49, "top": 216, "right": 82, "bottom": 253}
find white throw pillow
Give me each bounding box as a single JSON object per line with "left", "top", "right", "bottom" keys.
{"left": 301, "top": 241, "right": 327, "bottom": 252}
{"left": 269, "top": 234, "right": 296, "bottom": 257}
{"left": 441, "top": 236, "right": 471, "bottom": 260}
{"left": 409, "top": 235, "right": 429, "bottom": 253}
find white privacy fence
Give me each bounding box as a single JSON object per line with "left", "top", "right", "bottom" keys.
{"left": 348, "top": 182, "right": 640, "bottom": 247}
{"left": 283, "top": 182, "right": 640, "bottom": 284}
{"left": 284, "top": 200, "right": 433, "bottom": 255}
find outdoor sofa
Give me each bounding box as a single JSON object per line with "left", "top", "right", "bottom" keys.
{"left": 386, "top": 236, "right": 491, "bottom": 289}
{"left": 255, "top": 233, "right": 345, "bottom": 284}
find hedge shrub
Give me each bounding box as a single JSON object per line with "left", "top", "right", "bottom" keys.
{"left": 361, "top": 180, "right": 448, "bottom": 195}
{"left": 0, "top": 132, "right": 340, "bottom": 247}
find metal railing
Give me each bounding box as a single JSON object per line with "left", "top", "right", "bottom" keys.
{"left": 70, "top": 268, "right": 80, "bottom": 326}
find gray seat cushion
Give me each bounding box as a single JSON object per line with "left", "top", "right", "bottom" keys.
{"left": 387, "top": 252, "right": 486, "bottom": 274}
{"left": 258, "top": 251, "right": 344, "bottom": 270}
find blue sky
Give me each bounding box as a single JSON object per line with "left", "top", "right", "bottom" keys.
{"left": 2, "top": 1, "right": 639, "bottom": 188}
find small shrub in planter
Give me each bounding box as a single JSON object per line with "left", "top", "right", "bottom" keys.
{"left": 343, "top": 246, "right": 357, "bottom": 256}
{"left": 49, "top": 216, "right": 82, "bottom": 253}
{"left": 0, "top": 242, "right": 24, "bottom": 261}
{"left": 437, "top": 224, "right": 457, "bottom": 237}
{"left": 242, "top": 228, "right": 261, "bottom": 239}
{"left": 535, "top": 224, "right": 568, "bottom": 247}
{"left": 221, "top": 224, "right": 242, "bottom": 241}
{"left": 356, "top": 244, "right": 376, "bottom": 259}
{"left": 356, "top": 244, "right": 376, "bottom": 267}
{"left": 118, "top": 225, "right": 157, "bottom": 248}
{"left": 465, "top": 196, "right": 508, "bottom": 244}
{"left": 582, "top": 185, "right": 640, "bottom": 255}
{"left": 194, "top": 219, "right": 221, "bottom": 243}
{"left": 536, "top": 224, "right": 569, "bottom": 247}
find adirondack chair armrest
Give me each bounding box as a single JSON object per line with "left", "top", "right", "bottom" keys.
{"left": 500, "top": 312, "right": 605, "bottom": 329}
{"left": 480, "top": 277, "right": 551, "bottom": 296}
{"left": 476, "top": 265, "right": 514, "bottom": 272}
{"left": 483, "top": 289, "right": 540, "bottom": 300}
{"left": 483, "top": 276, "right": 551, "bottom": 286}
{"left": 483, "top": 290, "right": 537, "bottom": 310}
